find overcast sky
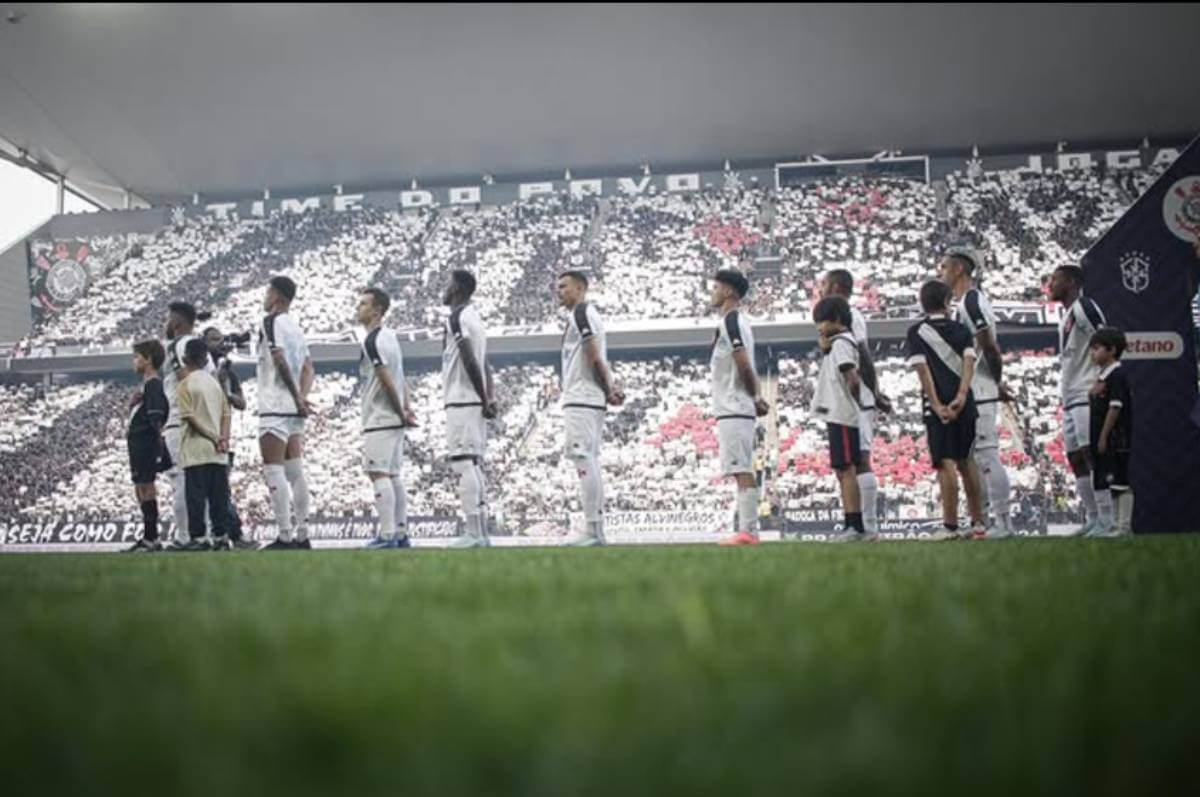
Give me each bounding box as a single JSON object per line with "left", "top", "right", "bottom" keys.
{"left": 0, "top": 159, "right": 96, "bottom": 253}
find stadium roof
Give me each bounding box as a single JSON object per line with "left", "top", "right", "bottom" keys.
{"left": 0, "top": 3, "right": 1197, "bottom": 208}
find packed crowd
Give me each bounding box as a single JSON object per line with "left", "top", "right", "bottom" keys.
{"left": 16, "top": 156, "right": 1172, "bottom": 354}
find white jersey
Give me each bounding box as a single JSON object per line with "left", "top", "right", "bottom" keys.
{"left": 561, "top": 302, "right": 608, "bottom": 408}
{"left": 163, "top": 333, "right": 213, "bottom": 429}
{"left": 953, "top": 287, "right": 1000, "bottom": 404}
{"left": 442, "top": 304, "right": 488, "bottom": 407}
{"left": 710, "top": 310, "right": 757, "bottom": 419}
{"left": 813, "top": 331, "right": 861, "bottom": 427}
{"left": 360, "top": 326, "right": 406, "bottom": 432}
{"left": 1058, "top": 294, "right": 1107, "bottom": 408}
{"left": 849, "top": 307, "right": 875, "bottom": 410}
{"left": 256, "top": 312, "right": 310, "bottom": 418}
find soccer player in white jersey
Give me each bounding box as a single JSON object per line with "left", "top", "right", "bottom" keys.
{"left": 162, "top": 301, "right": 209, "bottom": 546}
{"left": 1048, "top": 265, "right": 1113, "bottom": 536}
{"left": 441, "top": 270, "right": 495, "bottom": 549}
{"left": 356, "top": 288, "right": 417, "bottom": 550}
{"left": 556, "top": 271, "right": 624, "bottom": 547}
{"left": 940, "top": 252, "right": 1016, "bottom": 539}
{"left": 257, "top": 276, "right": 315, "bottom": 551}
{"left": 819, "top": 269, "right": 893, "bottom": 534}
{"left": 710, "top": 269, "right": 770, "bottom": 546}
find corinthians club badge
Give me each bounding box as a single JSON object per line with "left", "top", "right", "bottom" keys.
{"left": 1119, "top": 250, "right": 1150, "bottom": 294}
{"left": 1163, "top": 175, "right": 1200, "bottom": 242}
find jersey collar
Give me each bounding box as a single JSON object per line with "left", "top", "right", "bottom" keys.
{"left": 1098, "top": 362, "right": 1121, "bottom": 380}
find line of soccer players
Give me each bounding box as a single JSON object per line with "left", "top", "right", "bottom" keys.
{"left": 123, "top": 254, "right": 1136, "bottom": 551}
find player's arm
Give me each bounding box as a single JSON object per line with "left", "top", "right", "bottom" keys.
{"left": 375, "top": 365, "right": 407, "bottom": 420}
{"left": 947, "top": 350, "right": 977, "bottom": 420}
{"left": 583, "top": 337, "right": 623, "bottom": 406}
{"left": 840, "top": 364, "right": 863, "bottom": 409}
{"left": 218, "top": 399, "right": 231, "bottom": 454}
{"left": 857, "top": 342, "right": 891, "bottom": 413}
{"left": 732, "top": 347, "right": 769, "bottom": 417}
{"left": 912, "top": 362, "right": 945, "bottom": 419}
{"left": 145, "top": 381, "right": 167, "bottom": 435}
{"left": 402, "top": 379, "right": 418, "bottom": 427}
{"left": 225, "top": 366, "right": 247, "bottom": 412}
{"left": 457, "top": 339, "right": 495, "bottom": 418}
{"left": 1097, "top": 404, "right": 1121, "bottom": 456}
{"left": 974, "top": 329, "right": 1010, "bottom": 401}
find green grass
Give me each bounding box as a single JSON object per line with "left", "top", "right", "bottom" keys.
{"left": 1, "top": 539, "right": 1198, "bottom": 795}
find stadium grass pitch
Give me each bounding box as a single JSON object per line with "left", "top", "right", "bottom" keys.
{"left": 1, "top": 537, "right": 1197, "bottom": 795}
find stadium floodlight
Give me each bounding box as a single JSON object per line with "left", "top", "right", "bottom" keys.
{"left": 564, "top": 169, "right": 572, "bottom": 180}
{"left": 410, "top": 178, "right": 418, "bottom": 190}
{"left": 482, "top": 174, "right": 494, "bottom": 185}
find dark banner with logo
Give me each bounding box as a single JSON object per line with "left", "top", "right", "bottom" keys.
{"left": 1081, "top": 136, "right": 1200, "bottom": 534}
{"left": 26, "top": 235, "right": 144, "bottom": 328}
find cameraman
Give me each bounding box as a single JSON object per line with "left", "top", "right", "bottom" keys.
{"left": 204, "top": 326, "right": 253, "bottom": 549}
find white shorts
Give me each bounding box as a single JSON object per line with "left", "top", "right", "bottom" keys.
{"left": 363, "top": 428, "right": 405, "bottom": 476}
{"left": 717, "top": 417, "right": 756, "bottom": 476}
{"left": 563, "top": 407, "right": 604, "bottom": 460}
{"left": 164, "top": 426, "right": 183, "bottom": 477}
{"left": 446, "top": 405, "right": 487, "bottom": 460}
{"left": 258, "top": 416, "right": 305, "bottom": 443}
{"left": 973, "top": 402, "right": 999, "bottom": 453}
{"left": 1062, "top": 404, "right": 1090, "bottom": 453}
{"left": 857, "top": 408, "right": 874, "bottom": 452}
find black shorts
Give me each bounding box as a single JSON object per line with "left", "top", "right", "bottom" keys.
{"left": 826, "top": 423, "right": 862, "bottom": 470}
{"left": 128, "top": 435, "right": 169, "bottom": 485}
{"left": 925, "top": 416, "right": 976, "bottom": 465}
{"left": 1092, "top": 449, "right": 1131, "bottom": 491}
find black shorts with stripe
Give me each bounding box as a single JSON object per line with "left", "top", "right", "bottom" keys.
{"left": 826, "top": 423, "right": 862, "bottom": 470}
{"left": 1091, "top": 449, "right": 1131, "bottom": 492}
{"left": 128, "top": 433, "right": 170, "bottom": 485}
{"left": 925, "top": 415, "right": 976, "bottom": 465}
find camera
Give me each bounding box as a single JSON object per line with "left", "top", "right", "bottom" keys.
{"left": 212, "top": 331, "right": 251, "bottom": 356}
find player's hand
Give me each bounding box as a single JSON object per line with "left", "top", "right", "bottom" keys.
{"left": 1097, "top": 438, "right": 1108, "bottom": 456}
{"left": 482, "top": 401, "right": 498, "bottom": 420}
{"left": 875, "top": 394, "right": 893, "bottom": 414}
{"left": 998, "top": 384, "right": 1017, "bottom": 403}
{"left": 755, "top": 398, "right": 770, "bottom": 417}
{"left": 607, "top": 388, "right": 625, "bottom": 407}
{"left": 129, "top": 390, "right": 143, "bottom": 409}
{"left": 217, "top": 437, "right": 230, "bottom": 454}
{"left": 296, "top": 398, "right": 314, "bottom": 418}
{"left": 402, "top": 408, "right": 419, "bottom": 428}
{"left": 1088, "top": 380, "right": 1105, "bottom": 398}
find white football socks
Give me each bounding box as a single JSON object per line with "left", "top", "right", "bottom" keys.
{"left": 264, "top": 464, "right": 293, "bottom": 541}
{"left": 391, "top": 474, "right": 407, "bottom": 539}
{"left": 736, "top": 487, "right": 759, "bottom": 535}
{"left": 1075, "top": 476, "right": 1099, "bottom": 526}
{"left": 284, "top": 458, "right": 309, "bottom": 541}
{"left": 372, "top": 477, "right": 396, "bottom": 540}
{"left": 977, "top": 448, "right": 1013, "bottom": 531}
{"left": 857, "top": 472, "right": 879, "bottom": 534}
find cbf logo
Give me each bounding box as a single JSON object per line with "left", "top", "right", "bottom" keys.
{"left": 1119, "top": 251, "right": 1151, "bottom": 294}
{"left": 1163, "top": 176, "right": 1200, "bottom": 242}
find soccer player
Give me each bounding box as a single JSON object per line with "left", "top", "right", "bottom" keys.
{"left": 123, "top": 340, "right": 170, "bottom": 552}
{"left": 173, "top": 339, "right": 234, "bottom": 551}
{"left": 1086, "top": 328, "right": 1134, "bottom": 537}
{"left": 819, "top": 269, "right": 892, "bottom": 534}
{"left": 1048, "top": 265, "right": 1113, "bottom": 536}
{"left": 905, "top": 281, "right": 987, "bottom": 541}
{"left": 256, "top": 276, "right": 315, "bottom": 551}
{"left": 939, "top": 252, "right": 1015, "bottom": 539}
{"left": 356, "top": 287, "right": 416, "bottom": 550}
{"left": 710, "top": 269, "right": 770, "bottom": 546}
{"left": 441, "top": 270, "right": 495, "bottom": 549}
{"left": 556, "top": 271, "right": 624, "bottom": 547}
{"left": 162, "top": 301, "right": 207, "bottom": 545}
{"left": 812, "top": 296, "right": 869, "bottom": 542}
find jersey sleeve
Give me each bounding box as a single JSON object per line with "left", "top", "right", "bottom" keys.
{"left": 363, "top": 329, "right": 384, "bottom": 368}
{"left": 145, "top": 380, "right": 168, "bottom": 423}
{"left": 263, "top": 315, "right": 280, "bottom": 351}
{"left": 724, "top": 312, "right": 745, "bottom": 351}
{"left": 905, "top": 324, "right": 926, "bottom": 366}
{"left": 852, "top": 310, "right": 868, "bottom": 345}
{"left": 1108, "top": 370, "right": 1131, "bottom": 410}
{"left": 962, "top": 291, "right": 991, "bottom": 334}
{"left": 832, "top": 336, "right": 859, "bottom": 372}
{"left": 574, "top": 303, "right": 594, "bottom": 341}
{"left": 177, "top": 380, "right": 194, "bottom": 420}
{"left": 1080, "top": 297, "right": 1106, "bottom": 330}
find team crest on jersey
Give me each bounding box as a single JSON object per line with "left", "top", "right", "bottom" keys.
{"left": 1119, "top": 251, "right": 1150, "bottom": 294}
{"left": 1162, "top": 176, "right": 1200, "bottom": 242}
